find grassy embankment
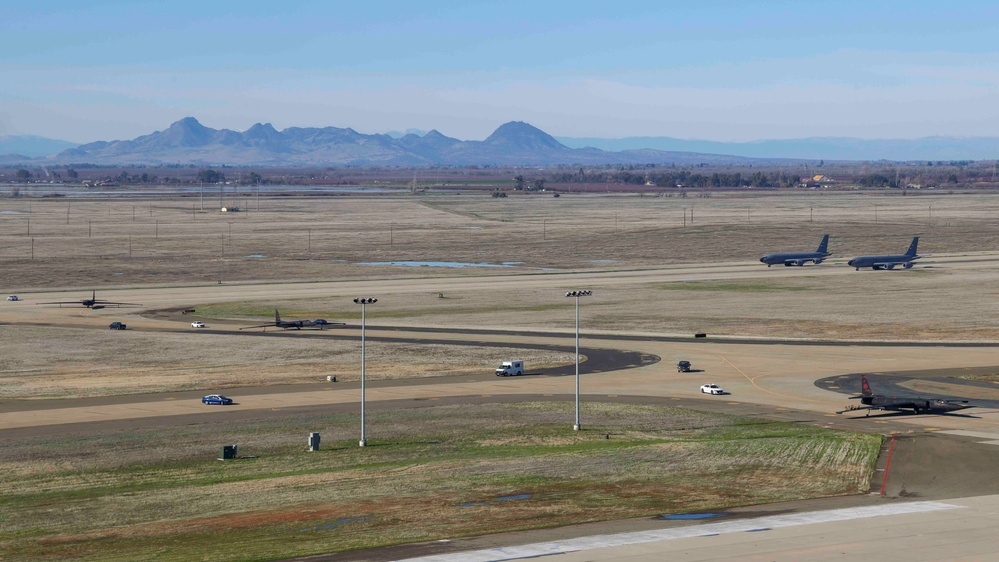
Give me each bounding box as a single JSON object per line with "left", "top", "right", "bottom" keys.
{"left": 0, "top": 402, "right": 882, "bottom": 560}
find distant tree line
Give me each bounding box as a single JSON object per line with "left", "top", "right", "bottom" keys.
{"left": 8, "top": 160, "right": 999, "bottom": 190}
{"left": 196, "top": 169, "right": 225, "bottom": 184}
{"left": 548, "top": 169, "right": 801, "bottom": 188}
{"left": 856, "top": 174, "right": 899, "bottom": 188}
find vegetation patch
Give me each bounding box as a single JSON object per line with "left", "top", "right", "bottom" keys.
{"left": 0, "top": 402, "right": 881, "bottom": 560}
{"left": 955, "top": 373, "right": 999, "bottom": 383}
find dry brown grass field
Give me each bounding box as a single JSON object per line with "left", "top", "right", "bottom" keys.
{"left": 3, "top": 190, "right": 999, "bottom": 400}
{"left": 3, "top": 190, "right": 999, "bottom": 289}
{"left": 0, "top": 189, "right": 974, "bottom": 560}
{"left": 0, "top": 325, "right": 575, "bottom": 399}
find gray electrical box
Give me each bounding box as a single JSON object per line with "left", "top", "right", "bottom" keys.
{"left": 308, "top": 432, "right": 320, "bottom": 452}
{"left": 220, "top": 444, "right": 237, "bottom": 460}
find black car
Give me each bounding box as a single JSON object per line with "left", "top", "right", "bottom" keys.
{"left": 109, "top": 322, "right": 127, "bottom": 330}
{"left": 677, "top": 360, "right": 691, "bottom": 372}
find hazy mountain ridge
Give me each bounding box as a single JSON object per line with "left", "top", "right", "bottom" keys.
{"left": 4, "top": 123, "right": 999, "bottom": 164}
{"left": 557, "top": 135, "right": 999, "bottom": 161}
{"left": 0, "top": 135, "right": 79, "bottom": 158}
{"left": 34, "top": 118, "right": 775, "bottom": 166}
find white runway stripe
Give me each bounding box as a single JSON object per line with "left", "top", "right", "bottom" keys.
{"left": 401, "top": 501, "right": 961, "bottom": 562}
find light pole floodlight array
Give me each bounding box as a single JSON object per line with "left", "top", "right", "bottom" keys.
{"left": 353, "top": 297, "right": 377, "bottom": 447}
{"left": 564, "top": 289, "right": 591, "bottom": 431}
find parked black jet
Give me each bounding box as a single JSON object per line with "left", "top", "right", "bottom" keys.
{"left": 760, "top": 235, "right": 831, "bottom": 267}
{"left": 837, "top": 374, "right": 972, "bottom": 416}
{"left": 37, "top": 290, "right": 141, "bottom": 308}
{"left": 239, "top": 309, "right": 345, "bottom": 330}
{"left": 847, "top": 236, "right": 923, "bottom": 270}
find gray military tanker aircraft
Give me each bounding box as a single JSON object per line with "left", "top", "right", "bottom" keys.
{"left": 760, "top": 234, "right": 831, "bottom": 267}
{"left": 847, "top": 237, "right": 923, "bottom": 270}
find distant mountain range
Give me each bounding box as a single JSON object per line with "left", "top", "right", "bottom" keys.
{"left": 0, "top": 135, "right": 79, "bottom": 159}
{"left": 385, "top": 128, "right": 429, "bottom": 139}
{"left": 36, "top": 118, "right": 772, "bottom": 167}
{"left": 4, "top": 120, "right": 999, "bottom": 165}
{"left": 557, "top": 135, "right": 999, "bottom": 161}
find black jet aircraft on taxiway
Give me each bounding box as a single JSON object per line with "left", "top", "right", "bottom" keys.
{"left": 760, "top": 234, "right": 831, "bottom": 267}
{"left": 37, "top": 290, "right": 141, "bottom": 309}
{"left": 837, "top": 374, "right": 973, "bottom": 416}
{"left": 239, "top": 309, "right": 345, "bottom": 330}
{"left": 847, "top": 236, "right": 924, "bottom": 270}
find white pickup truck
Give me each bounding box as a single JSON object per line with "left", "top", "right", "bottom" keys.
{"left": 495, "top": 360, "right": 525, "bottom": 376}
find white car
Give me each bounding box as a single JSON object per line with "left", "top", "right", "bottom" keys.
{"left": 6, "top": 295, "right": 18, "bottom": 301}
{"left": 700, "top": 384, "right": 725, "bottom": 395}
{"left": 191, "top": 321, "right": 206, "bottom": 328}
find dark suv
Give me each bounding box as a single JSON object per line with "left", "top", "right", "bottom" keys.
{"left": 109, "top": 322, "right": 126, "bottom": 330}
{"left": 677, "top": 360, "right": 691, "bottom": 373}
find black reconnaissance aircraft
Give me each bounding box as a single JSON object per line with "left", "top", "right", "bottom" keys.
{"left": 837, "top": 374, "right": 973, "bottom": 416}
{"left": 847, "top": 236, "right": 924, "bottom": 270}
{"left": 759, "top": 235, "right": 831, "bottom": 267}
{"left": 240, "top": 309, "right": 345, "bottom": 331}
{"left": 37, "top": 290, "right": 141, "bottom": 309}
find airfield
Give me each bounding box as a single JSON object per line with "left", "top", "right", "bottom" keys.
{"left": 5, "top": 189, "right": 999, "bottom": 560}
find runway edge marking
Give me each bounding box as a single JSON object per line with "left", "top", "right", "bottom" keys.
{"left": 401, "top": 501, "right": 961, "bottom": 562}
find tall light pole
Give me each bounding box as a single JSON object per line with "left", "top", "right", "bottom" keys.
{"left": 565, "top": 290, "right": 591, "bottom": 431}
{"left": 354, "top": 297, "right": 377, "bottom": 446}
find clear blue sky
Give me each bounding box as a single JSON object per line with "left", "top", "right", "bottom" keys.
{"left": 3, "top": 1, "right": 999, "bottom": 143}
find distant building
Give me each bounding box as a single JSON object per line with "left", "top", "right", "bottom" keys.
{"left": 803, "top": 174, "right": 834, "bottom": 188}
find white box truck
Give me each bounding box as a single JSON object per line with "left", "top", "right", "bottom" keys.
{"left": 495, "top": 360, "right": 525, "bottom": 376}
